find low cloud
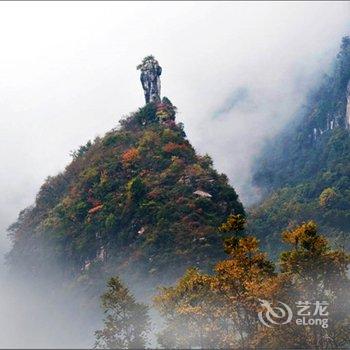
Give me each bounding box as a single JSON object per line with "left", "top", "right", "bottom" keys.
{"left": 0, "top": 2, "right": 349, "bottom": 347}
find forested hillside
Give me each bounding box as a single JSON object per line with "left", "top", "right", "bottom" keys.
{"left": 250, "top": 37, "right": 350, "bottom": 256}
{"left": 7, "top": 98, "right": 244, "bottom": 293}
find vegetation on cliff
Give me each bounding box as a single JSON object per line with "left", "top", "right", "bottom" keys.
{"left": 7, "top": 98, "right": 244, "bottom": 289}
{"left": 250, "top": 37, "right": 350, "bottom": 256}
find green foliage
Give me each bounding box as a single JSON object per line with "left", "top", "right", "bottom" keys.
{"left": 134, "top": 103, "right": 158, "bottom": 126}
{"left": 70, "top": 140, "right": 92, "bottom": 159}
{"left": 94, "top": 277, "right": 150, "bottom": 349}
{"left": 7, "top": 102, "right": 245, "bottom": 287}
{"left": 126, "top": 177, "right": 146, "bottom": 202}
{"left": 250, "top": 37, "right": 350, "bottom": 257}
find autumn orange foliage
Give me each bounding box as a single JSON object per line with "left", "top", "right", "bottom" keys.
{"left": 88, "top": 204, "right": 103, "bottom": 215}
{"left": 154, "top": 220, "right": 350, "bottom": 349}
{"left": 122, "top": 147, "right": 139, "bottom": 163}
{"left": 162, "top": 142, "right": 188, "bottom": 154}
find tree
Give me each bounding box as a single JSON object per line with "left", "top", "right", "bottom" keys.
{"left": 279, "top": 221, "right": 350, "bottom": 349}
{"left": 154, "top": 268, "right": 219, "bottom": 348}
{"left": 218, "top": 213, "right": 246, "bottom": 234}
{"left": 154, "top": 215, "right": 280, "bottom": 349}
{"left": 253, "top": 221, "right": 350, "bottom": 349}
{"left": 319, "top": 187, "right": 337, "bottom": 208}
{"left": 122, "top": 148, "right": 139, "bottom": 165}
{"left": 94, "top": 277, "right": 150, "bottom": 349}
{"left": 155, "top": 220, "right": 350, "bottom": 349}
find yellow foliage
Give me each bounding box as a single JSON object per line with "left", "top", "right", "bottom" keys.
{"left": 282, "top": 220, "right": 317, "bottom": 247}
{"left": 155, "top": 221, "right": 350, "bottom": 349}
{"left": 219, "top": 214, "right": 246, "bottom": 233}
{"left": 319, "top": 187, "right": 337, "bottom": 207}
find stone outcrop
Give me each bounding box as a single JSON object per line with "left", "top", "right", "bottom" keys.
{"left": 137, "top": 56, "right": 162, "bottom": 103}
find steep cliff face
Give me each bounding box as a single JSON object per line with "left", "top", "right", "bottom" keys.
{"left": 250, "top": 37, "right": 350, "bottom": 256}
{"left": 7, "top": 99, "right": 244, "bottom": 292}
{"left": 346, "top": 80, "right": 350, "bottom": 128}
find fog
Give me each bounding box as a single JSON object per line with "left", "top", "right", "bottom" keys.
{"left": 0, "top": 1, "right": 349, "bottom": 348}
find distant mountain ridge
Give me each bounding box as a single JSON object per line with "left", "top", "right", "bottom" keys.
{"left": 250, "top": 36, "right": 350, "bottom": 256}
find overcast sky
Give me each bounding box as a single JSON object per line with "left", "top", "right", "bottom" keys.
{"left": 0, "top": 1, "right": 349, "bottom": 253}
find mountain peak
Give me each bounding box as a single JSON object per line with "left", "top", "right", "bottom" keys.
{"left": 7, "top": 99, "right": 244, "bottom": 291}
{"left": 137, "top": 55, "right": 162, "bottom": 104}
